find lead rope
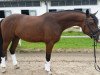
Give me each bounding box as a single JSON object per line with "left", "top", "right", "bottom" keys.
{"left": 93, "top": 39, "right": 100, "bottom": 72}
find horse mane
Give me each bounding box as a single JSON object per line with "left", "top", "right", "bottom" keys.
{"left": 50, "top": 10, "right": 98, "bottom": 26}
{"left": 90, "top": 14, "right": 98, "bottom": 26}
{"left": 50, "top": 10, "right": 85, "bottom": 14}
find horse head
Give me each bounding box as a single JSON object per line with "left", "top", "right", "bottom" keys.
{"left": 82, "top": 9, "right": 100, "bottom": 42}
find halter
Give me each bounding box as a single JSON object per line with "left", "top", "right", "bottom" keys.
{"left": 85, "top": 18, "right": 100, "bottom": 72}
{"left": 85, "top": 18, "right": 100, "bottom": 40}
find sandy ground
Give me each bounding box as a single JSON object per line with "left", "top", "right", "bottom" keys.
{"left": 0, "top": 52, "right": 100, "bottom": 75}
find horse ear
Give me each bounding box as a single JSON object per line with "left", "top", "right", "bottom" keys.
{"left": 93, "top": 11, "right": 98, "bottom": 15}
{"left": 86, "top": 9, "right": 90, "bottom": 18}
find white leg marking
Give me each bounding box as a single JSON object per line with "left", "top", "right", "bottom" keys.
{"left": 1, "top": 57, "right": 6, "bottom": 67}
{"left": 11, "top": 54, "right": 17, "bottom": 65}
{"left": 45, "top": 61, "right": 51, "bottom": 72}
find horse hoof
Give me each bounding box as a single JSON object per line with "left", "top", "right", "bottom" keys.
{"left": 48, "top": 71, "right": 52, "bottom": 75}
{"left": 14, "top": 65, "right": 20, "bottom": 69}
{"left": 1, "top": 67, "right": 6, "bottom": 73}
{"left": 45, "top": 71, "right": 52, "bottom": 75}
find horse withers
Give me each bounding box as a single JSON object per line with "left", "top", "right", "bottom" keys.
{"left": 0, "top": 9, "right": 100, "bottom": 74}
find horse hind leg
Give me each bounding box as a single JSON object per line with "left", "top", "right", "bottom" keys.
{"left": 9, "top": 37, "right": 20, "bottom": 69}
{"left": 1, "top": 40, "right": 11, "bottom": 73}
{"left": 0, "top": 36, "right": 3, "bottom": 63}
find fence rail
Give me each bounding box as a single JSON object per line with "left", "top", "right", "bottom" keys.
{"left": 61, "top": 36, "right": 89, "bottom": 38}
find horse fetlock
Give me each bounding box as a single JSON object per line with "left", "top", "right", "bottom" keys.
{"left": 45, "top": 61, "right": 51, "bottom": 71}
{"left": 1, "top": 57, "right": 6, "bottom": 68}
{"left": 11, "top": 54, "right": 18, "bottom": 65}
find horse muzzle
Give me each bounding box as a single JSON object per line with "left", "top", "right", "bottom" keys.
{"left": 91, "top": 30, "right": 100, "bottom": 43}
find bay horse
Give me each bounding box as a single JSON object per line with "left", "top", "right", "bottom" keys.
{"left": 0, "top": 9, "right": 100, "bottom": 74}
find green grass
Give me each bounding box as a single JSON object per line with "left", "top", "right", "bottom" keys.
{"left": 62, "top": 31, "right": 86, "bottom": 36}
{"left": 17, "top": 31, "right": 100, "bottom": 52}
{"left": 54, "top": 38, "right": 93, "bottom": 48}
{"left": 19, "top": 38, "right": 92, "bottom": 49}
{"left": 17, "top": 38, "right": 100, "bottom": 52}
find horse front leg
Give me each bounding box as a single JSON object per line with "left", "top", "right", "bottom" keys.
{"left": 45, "top": 53, "right": 51, "bottom": 72}
{"left": 45, "top": 42, "right": 54, "bottom": 74}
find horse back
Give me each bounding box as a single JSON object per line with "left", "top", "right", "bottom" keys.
{"left": 1, "top": 14, "right": 61, "bottom": 43}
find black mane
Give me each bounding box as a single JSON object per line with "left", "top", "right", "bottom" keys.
{"left": 90, "top": 14, "right": 99, "bottom": 26}
{"left": 49, "top": 10, "right": 98, "bottom": 26}
{"left": 50, "top": 10, "right": 85, "bottom": 14}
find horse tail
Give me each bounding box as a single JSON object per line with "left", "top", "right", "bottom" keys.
{"left": 0, "top": 19, "right": 3, "bottom": 63}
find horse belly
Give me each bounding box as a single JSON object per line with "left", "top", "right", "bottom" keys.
{"left": 27, "top": 35, "right": 44, "bottom": 42}
{"left": 16, "top": 31, "right": 44, "bottom": 42}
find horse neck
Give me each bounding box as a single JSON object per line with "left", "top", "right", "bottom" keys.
{"left": 54, "top": 12, "right": 86, "bottom": 31}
